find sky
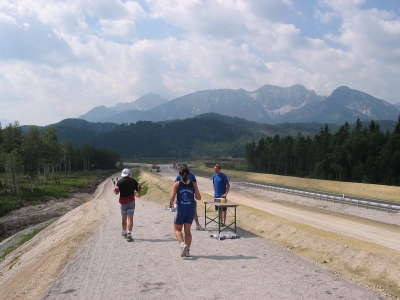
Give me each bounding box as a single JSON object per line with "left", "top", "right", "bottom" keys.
{"left": 0, "top": 0, "right": 400, "bottom": 126}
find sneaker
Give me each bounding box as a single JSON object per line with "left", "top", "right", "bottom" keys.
{"left": 122, "top": 231, "right": 127, "bottom": 238}
{"left": 196, "top": 225, "right": 205, "bottom": 231}
{"left": 181, "top": 245, "right": 189, "bottom": 257}
{"left": 220, "top": 222, "right": 226, "bottom": 227}
{"left": 126, "top": 233, "right": 133, "bottom": 242}
{"left": 185, "top": 249, "right": 190, "bottom": 257}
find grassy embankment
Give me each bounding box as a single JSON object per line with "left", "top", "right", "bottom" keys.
{"left": 0, "top": 221, "right": 55, "bottom": 265}
{"left": 194, "top": 161, "right": 400, "bottom": 203}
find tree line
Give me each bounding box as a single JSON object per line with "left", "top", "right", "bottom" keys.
{"left": 0, "top": 121, "right": 120, "bottom": 194}
{"left": 245, "top": 116, "right": 400, "bottom": 186}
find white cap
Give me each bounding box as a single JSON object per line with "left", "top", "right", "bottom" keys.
{"left": 121, "top": 168, "right": 131, "bottom": 177}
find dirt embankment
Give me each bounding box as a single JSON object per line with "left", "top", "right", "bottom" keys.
{"left": 0, "top": 181, "right": 110, "bottom": 300}
{"left": 0, "top": 171, "right": 114, "bottom": 240}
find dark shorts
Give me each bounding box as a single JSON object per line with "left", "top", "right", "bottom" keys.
{"left": 174, "top": 205, "right": 195, "bottom": 225}
{"left": 176, "top": 201, "right": 197, "bottom": 208}
{"left": 215, "top": 206, "right": 227, "bottom": 212}
{"left": 214, "top": 198, "right": 227, "bottom": 211}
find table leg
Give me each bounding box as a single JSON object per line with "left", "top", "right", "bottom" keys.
{"left": 234, "top": 206, "right": 237, "bottom": 233}
{"left": 204, "top": 203, "right": 207, "bottom": 228}
{"left": 218, "top": 207, "right": 221, "bottom": 234}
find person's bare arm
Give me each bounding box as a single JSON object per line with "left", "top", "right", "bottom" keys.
{"left": 170, "top": 182, "right": 179, "bottom": 205}
{"left": 222, "top": 182, "right": 230, "bottom": 198}
{"left": 136, "top": 185, "right": 142, "bottom": 198}
{"left": 193, "top": 182, "right": 201, "bottom": 200}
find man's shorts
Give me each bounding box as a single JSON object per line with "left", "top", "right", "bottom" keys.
{"left": 215, "top": 206, "right": 227, "bottom": 212}
{"left": 174, "top": 205, "right": 195, "bottom": 225}
{"left": 121, "top": 201, "right": 135, "bottom": 217}
{"left": 214, "top": 198, "right": 227, "bottom": 212}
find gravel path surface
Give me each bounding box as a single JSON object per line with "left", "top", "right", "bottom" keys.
{"left": 41, "top": 179, "right": 383, "bottom": 300}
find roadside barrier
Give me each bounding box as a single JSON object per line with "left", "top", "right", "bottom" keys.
{"left": 234, "top": 181, "right": 400, "bottom": 214}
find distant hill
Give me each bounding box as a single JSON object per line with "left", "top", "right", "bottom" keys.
{"left": 248, "top": 84, "right": 325, "bottom": 116}
{"left": 78, "top": 84, "right": 399, "bottom": 125}
{"left": 281, "top": 86, "right": 399, "bottom": 124}
{"left": 79, "top": 93, "right": 168, "bottom": 123}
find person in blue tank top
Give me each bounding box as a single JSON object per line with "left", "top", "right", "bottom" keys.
{"left": 170, "top": 167, "right": 201, "bottom": 257}
{"left": 175, "top": 164, "right": 204, "bottom": 231}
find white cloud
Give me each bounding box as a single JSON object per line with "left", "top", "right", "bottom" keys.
{"left": 1, "top": 0, "right": 400, "bottom": 126}
{"left": 99, "top": 19, "right": 138, "bottom": 42}
{"left": 0, "top": 11, "right": 16, "bottom": 24}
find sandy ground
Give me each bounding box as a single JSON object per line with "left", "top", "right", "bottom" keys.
{"left": 0, "top": 166, "right": 398, "bottom": 299}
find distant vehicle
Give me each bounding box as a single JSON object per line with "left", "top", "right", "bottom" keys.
{"left": 156, "top": 166, "right": 161, "bottom": 172}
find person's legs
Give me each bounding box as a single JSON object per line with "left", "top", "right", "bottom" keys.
{"left": 174, "top": 224, "right": 184, "bottom": 243}
{"left": 127, "top": 215, "right": 133, "bottom": 232}
{"left": 194, "top": 205, "right": 200, "bottom": 226}
{"left": 121, "top": 215, "right": 127, "bottom": 231}
{"left": 194, "top": 208, "right": 204, "bottom": 230}
{"left": 126, "top": 206, "right": 135, "bottom": 241}
{"left": 121, "top": 202, "right": 135, "bottom": 241}
{"left": 222, "top": 209, "right": 227, "bottom": 224}
{"left": 183, "top": 223, "right": 192, "bottom": 247}
{"left": 180, "top": 222, "right": 192, "bottom": 257}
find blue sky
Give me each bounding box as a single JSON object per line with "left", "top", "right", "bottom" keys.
{"left": 1, "top": 0, "right": 400, "bottom": 126}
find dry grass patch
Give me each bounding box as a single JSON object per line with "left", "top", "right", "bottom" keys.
{"left": 195, "top": 164, "right": 400, "bottom": 203}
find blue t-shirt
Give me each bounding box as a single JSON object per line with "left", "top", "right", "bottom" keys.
{"left": 212, "top": 172, "right": 229, "bottom": 198}
{"left": 175, "top": 173, "right": 197, "bottom": 183}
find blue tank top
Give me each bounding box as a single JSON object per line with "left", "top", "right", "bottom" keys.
{"left": 177, "top": 180, "right": 195, "bottom": 207}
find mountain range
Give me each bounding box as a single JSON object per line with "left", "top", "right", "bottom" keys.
{"left": 79, "top": 84, "right": 400, "bottom": 125}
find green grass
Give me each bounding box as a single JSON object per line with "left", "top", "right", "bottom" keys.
{"left": 124, "top": 158, "right": 177, "bottom": 165}
{"left": 8, "top": 256, "right": 19, "bottom": 269}
{"left": 132, "top": 171, "right": 149, "bottom": 196}
{"left": 0, "top": 221, "right": 54, "bottom": 261}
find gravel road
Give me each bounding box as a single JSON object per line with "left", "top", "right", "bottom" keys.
{"left": 41, "top": 176, "right": 383, "bottom": 300}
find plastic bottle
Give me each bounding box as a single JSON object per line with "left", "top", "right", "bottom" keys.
{"left": 227, "top": 234, "right": 240, "bottom": 239}
{"left": 218, "top": 234, "right": 226, "bottom": 240}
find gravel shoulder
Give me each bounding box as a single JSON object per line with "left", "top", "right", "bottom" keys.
{"left": 0, "top": 167, "right": 398, "bottom": 299}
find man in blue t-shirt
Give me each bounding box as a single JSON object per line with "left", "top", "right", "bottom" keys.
{"left": 175, "top": 164, "right": 204, "bottom": 230}
{"left": 212, "top": 163, "right": 230, "bottom": 226}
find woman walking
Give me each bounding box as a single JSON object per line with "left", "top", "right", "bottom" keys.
{"left": 170, "top": 167, "right": 201, "bottom": 257}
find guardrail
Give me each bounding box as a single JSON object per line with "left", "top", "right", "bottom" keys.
{"left": 234, "top": 181, "right": 400, "bottom": 214}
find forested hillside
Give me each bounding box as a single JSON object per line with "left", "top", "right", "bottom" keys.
{"left": 21, "top": 113, "right": 397, "bottom": 160}
{"left": 90, "top": 118, "right": 253, "bottom": 158}
{"left": 0, "top": 122, "right": 120, "bottom": 195}
{"left": 245, "top": 117, "right": 400, "bottom": 186}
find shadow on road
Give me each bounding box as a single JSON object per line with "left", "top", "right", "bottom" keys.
{"left": 187, "top": 255, "right": 257, "bottom": 261}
